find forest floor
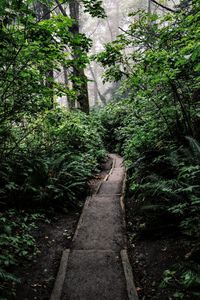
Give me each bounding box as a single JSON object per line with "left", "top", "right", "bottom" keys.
{"left": 14, "top": 154, "right": 186, "bottom": 300}
{"left": 15, "top": 212, "right": 79, "bottom": 300}
{"left": 58, "top": 154, "right": 129, "bottom": 300}
{"left": 126, "top": 199, "right": 188, "bottom": 300}
{"left": 15, "top": 157, "right": 113, "bottom": 300}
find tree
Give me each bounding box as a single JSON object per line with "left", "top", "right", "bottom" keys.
{"left": 39, "top": 1, "right": 54, "bottom": 104}
{"left": 89, "top": 64, "right": 106, "bottom": 104}
{"left": 53, "top": 0, "right": 106, "bottom": 112}
{"left": 96, "top": 0, "right": 199, "bottom": 138}
{"left": 69, "top": 0, "right": 90, "bottom": 113}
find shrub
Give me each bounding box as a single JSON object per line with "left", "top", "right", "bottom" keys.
{"left": 0, "top": 108, "right": 106, "bottom": 210}
{"left": 0, "top": 210, "right": 43, "bottom": 299}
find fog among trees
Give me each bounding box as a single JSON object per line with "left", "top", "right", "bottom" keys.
{"left": 1, "top": 1, "right": 200, "bottom": 299}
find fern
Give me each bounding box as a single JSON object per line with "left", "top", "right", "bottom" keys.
{"left": 186, "top": 136, "right": 200, "bottom": 161}
{"left": 141, "top": 204, "right": 166, "bottom": 211}
{"left": 0, "top": 267, "right": 20, "bottom": 283}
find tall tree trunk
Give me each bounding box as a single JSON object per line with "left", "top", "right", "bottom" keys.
{"left": 93, "top": 64, "right": 98, "bottom": 105}
{"left": 69, "top": 0, "right": 90, "bottom": 114}
{"left": 148, "top": 0, "right": 152, "bottom": 14}
{"left": 63, "top": 66, "right": 73, "bottom": 109}
{"left": 89, "top": 65, "right": 106, "bottom": 105}
{"left": 114, "top": 0, "right": 120, "bottom": 38}
{"left": 42, "top": 3, "right": 54, "bottom": 104}
{"left": 35, "top": 2, "right": 54, "bottom": 106}
{"left": 54, "top": 0, "right": 74, "bottom": 109}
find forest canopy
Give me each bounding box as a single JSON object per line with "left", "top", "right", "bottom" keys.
{"left": 0, "top": 0, "right": 200, "bottom": 299}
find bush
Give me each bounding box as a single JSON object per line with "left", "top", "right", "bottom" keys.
{"left": 98, "top": 99, "right": 200, "bottom": 298}
{"left": 0, "top": 210, "right": 43, "bottom": 299}
{"left": 0, "top": 108, "right": 106, "bottom": 210}
{"left": 0, "top": 108, "right": 106, "bottom": 299}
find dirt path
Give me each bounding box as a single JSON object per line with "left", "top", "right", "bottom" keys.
{"left": 51, "top": 154, "right": 138, "bottom": 300}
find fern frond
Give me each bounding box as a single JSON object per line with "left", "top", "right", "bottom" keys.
{"left": 0, "top": 268, "right": 20, "bottom": 283}
{"left": 186, "top": 136, "right": 200, "bottom": 161}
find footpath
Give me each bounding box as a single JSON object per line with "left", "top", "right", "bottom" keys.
{"left": 50, "top": 154, "right": 138, "bottom": 300}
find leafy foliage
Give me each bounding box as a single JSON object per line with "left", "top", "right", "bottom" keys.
{"left": 0, "top": 0, "right": 106, "bottom": 210}
{"left": 0, "top": 1, "right": 106, "bottom": 298}
{"left": 0, "top": 107, "right": 106, "bottom": 298}
{"left": 0, "top": 108, "right": 106, "bottom": 209}
{"left": 0, "top": 210, "right": 43, "bottom": 299}
{"left": 96, "top": 0, "right": 200, "bottom": 298}
{"left": 82, "top": 0, "right": 106, "bottom": 18}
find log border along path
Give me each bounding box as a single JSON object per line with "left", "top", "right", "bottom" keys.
{"left": 50, "top": 154, "right": 138, "bottom": 300}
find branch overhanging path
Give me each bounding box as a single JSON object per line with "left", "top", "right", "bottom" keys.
{"left": 50, "top": 154, "right": 138, "bottom": 300}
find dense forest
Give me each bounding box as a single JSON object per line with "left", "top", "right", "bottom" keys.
{"left": 0, "top": 0, "right": 200, "bottom": 299}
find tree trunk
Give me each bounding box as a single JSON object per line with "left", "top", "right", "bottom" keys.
{"left": 36, "top": 2, "right": 54, "bottom": 106}
{"left": 148, "top": 0, "right": 152, "bottom": 14}
{"left": 69, "top": 0, "right": 90, "bottom": 114}
{"left": 89, "top": 65, "right": 106, "bottom": 105}
{"left": 42, "top": 3, "right": 54, "bottom": 103}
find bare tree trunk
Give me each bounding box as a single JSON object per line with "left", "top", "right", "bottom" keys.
{"left": 36, "top": 2, "right": 54, "bottom": 106}
{"left": 148, "top": 0, "right": 152, "bottom": 14}
{"left": 89, "top": 65, "right": 106, "bottom": 105}
{"left": 114, "top": 0, "right": 120, "bottom": 38}
{"left": 93, "top": 64, "right": 98, "bottom": 105}
{"left": 54, "top": 1, "right": 73, "bottom": 109}
{"left": 69, "top": 0, "right": 90, "bottom": 114}
{"left": 34, "top": 2, "right": 44, "bottom": 20}
{"left": 63, "top": 67, "right": 73, "bottom": 109}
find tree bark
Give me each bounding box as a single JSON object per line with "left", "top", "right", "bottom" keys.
{"left": 69, "top": 0, "right": 90, "bottom": 114}
{"left": 148, "top": 0, "right": 152, "bottom": 14}
{"left": 89, "top": 65, "right": 106, "bottom": 105}
{"left": 36, "top": 2, "right": 54, "bottom": 106}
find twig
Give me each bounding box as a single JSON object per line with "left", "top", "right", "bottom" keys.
{"left": 150, "top": 0, "right": 177, "bottom": 13}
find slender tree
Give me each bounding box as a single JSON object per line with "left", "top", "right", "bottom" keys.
{"left": 35, "top": 1, "right": 54, "bottom": 105}
{"left": 89, "top": 64, "right": 106, "bottom": 105}
{"left": 69, "top": 0, "right": 90, "bottom": 114}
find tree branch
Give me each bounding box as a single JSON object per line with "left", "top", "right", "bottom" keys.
{"left": 150, "top": 0, "right": 177, "bottom": 13}
{"left": 54, "top": 0, "right": 68, "bottom": 17}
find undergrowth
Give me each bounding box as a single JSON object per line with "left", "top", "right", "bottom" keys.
{"left": 95, "top": 1, "right": 200, "bottom": 297}
{"left": 0, "top": 108, "right": 106, "bottom": 299}
{"left": 98, "top": 98, "right": 200, "bottom": 299}
{"left": 0, "top": 108, "right": 106, "bottom": 210}
{"left": 0, "top": 210, "right": 44, "bottom": 299}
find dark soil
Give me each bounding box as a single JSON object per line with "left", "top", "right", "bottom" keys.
{"left": 15, "top": 156, "right": 113, "bottom": 300}
{"left": 15, "top": 212, "right": 79, "bottom": 300}
{"left": 127, "top": 236, "right": 187, "bottom": 299}
{"left": 126, "top": 198, "right": 188, "bottom": 300}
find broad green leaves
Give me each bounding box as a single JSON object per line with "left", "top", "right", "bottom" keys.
{"left": 96, "top": 2, "right": 200, "bottom": 298}
{"left": 82, "top": 0, "right": 106, "bottom": 18}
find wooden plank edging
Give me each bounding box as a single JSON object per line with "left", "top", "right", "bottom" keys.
{"left": 121, "top": 249, "right": 139, "bottom": 300}
{"left": 50, "top": 249, "right": 70, "bottom": 300}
